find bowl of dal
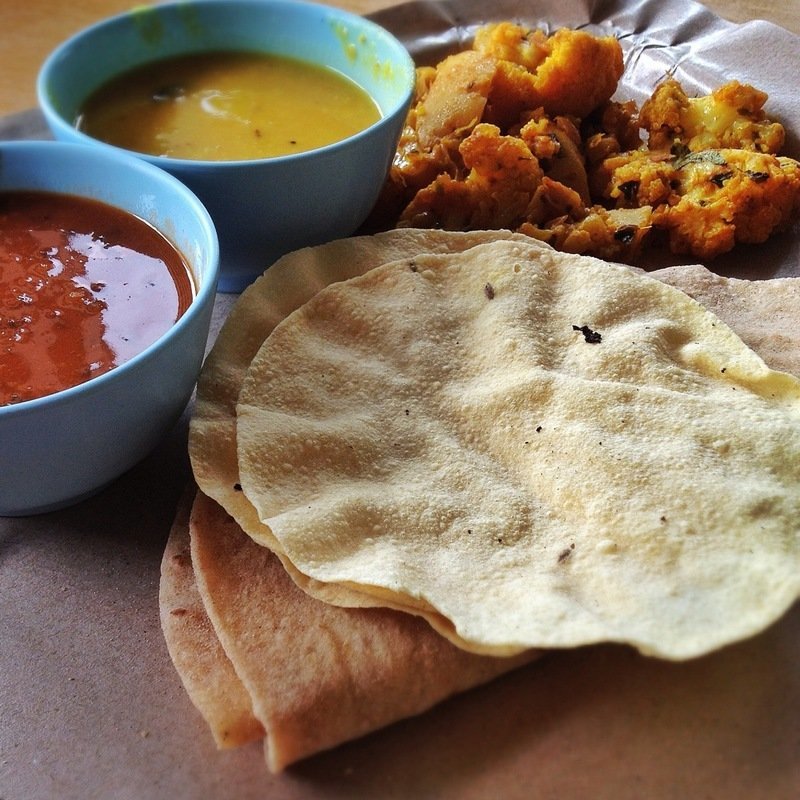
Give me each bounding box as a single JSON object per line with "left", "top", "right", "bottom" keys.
{"left": 37, "top": 0, "right": 416, "bottom": 292}
{"left": 0, "top": 140, "right": 219, "bottom": 516}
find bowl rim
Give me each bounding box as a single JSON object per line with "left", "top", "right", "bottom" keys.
{"left": 0, "top": 139, "right": 220, "bottom": 417}
{"left": 36, "top": 0, "right": 416, "bottom": 169}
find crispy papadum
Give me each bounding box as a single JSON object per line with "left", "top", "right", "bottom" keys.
{"left": 189, "top": 230, "right": 541, "bottom": 609}
{"left": 650, "top": 264, "right": 800, "bottom": 377}
{"left": 235, "top": 238, "right": 800, "bottom": 659}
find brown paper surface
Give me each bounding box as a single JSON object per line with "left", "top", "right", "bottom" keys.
{"left": 1, "top": 1, "right": 798, "bottom": 797}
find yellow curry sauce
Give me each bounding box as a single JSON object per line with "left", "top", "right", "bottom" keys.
{"left": 76, "top": 51, "right": 382, "bottom": 160}
{"left": 0, "top": 191, "right": 194, "bottom": 406}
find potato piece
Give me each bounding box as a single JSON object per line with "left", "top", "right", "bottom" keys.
{"left": 534, "top": 28, "right": 623, "bottom": 117}
{"left": 473, "top": 21, "right": 550, "bottom": 70}
{"left": 415, "top": 50, "right": 497, "bottom": 150}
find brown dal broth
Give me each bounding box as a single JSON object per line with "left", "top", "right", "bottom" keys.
{"left": 77, "top": 51, "right": 382, "bottom": 161}
{"left": 0, "top": 190, "right": 194, "bottom": 406}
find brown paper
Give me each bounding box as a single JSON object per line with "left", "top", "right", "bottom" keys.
{"left": 2, "top": 1, "right": 798, "bottom": 797}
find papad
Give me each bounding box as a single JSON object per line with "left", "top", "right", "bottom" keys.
{"left": 189, "top": 230, "right": 540, "bottom": 609}
{"left": 235, "top": 238, "right": 800, "bottom": 659}
{"left": 651, "top": 264, "right": 800, "bottom": 377}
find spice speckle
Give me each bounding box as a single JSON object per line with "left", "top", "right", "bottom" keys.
{"left": 558, "top": 543, "right": 576, "bottom": 563}
{"left": 573, "top": 324, "right": 602, "bottom": 343}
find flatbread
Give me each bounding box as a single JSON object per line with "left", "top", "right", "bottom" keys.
{"left": 235, "top": 238, "right": 800, "bottom": 659}
{"left": 190, "top": 229, "right": 532, "bottom": 531}
{"left": 189, "top": 229, "right": 541, "bottom": 609}
{"left": 168, "top": 229, "right": 800, "bottom": 772}
{"left": 158, "top": 489, "right": 264, "bottom": 748}
{"left": 172, "top": 489, "right": 534, "bottom": 772}
{"left": 191, "top": 234, "right": 800, "bottom": 579}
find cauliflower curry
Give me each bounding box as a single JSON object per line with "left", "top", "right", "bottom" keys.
{"left": 367, "top": 21, "right": 800, "bottom": 263}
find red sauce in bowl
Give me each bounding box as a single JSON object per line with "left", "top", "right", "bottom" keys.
{"left": 0, "top": 190, "right": 194, "bottom": 406}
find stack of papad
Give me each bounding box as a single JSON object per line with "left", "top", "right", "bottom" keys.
{"left": 228, "top": 235, "right": 800, "bottom": 659}
{"left": 187, "top": 229, "right": 533, "bottom": 600}
{"left": 162, "top": 229, "right": 800, "bottom": 772}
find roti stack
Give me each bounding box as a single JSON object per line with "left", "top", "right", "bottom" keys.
{"left": 161, "top": 229, "right": 800, "bottom": 772}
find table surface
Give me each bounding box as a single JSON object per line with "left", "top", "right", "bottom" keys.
{"left": 2, "top": 2, "right": 799, "bottom": 799}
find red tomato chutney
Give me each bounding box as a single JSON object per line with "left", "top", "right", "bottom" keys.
{"left": 0, "top": 190, "right": 195, "bottom": 406}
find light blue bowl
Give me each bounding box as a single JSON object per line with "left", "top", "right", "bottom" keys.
{"left": 0, "top": 141, "right": 219, "bottom": 516}
{"left": 37, "top": 0, "right": 415, "bottom": 292}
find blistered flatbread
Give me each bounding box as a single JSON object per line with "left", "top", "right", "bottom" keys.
{"left": 235, "top": 239, "right": 800, "bottom": 659}
{"left": 189, "top": 229, "right": 539, "bottom": 608}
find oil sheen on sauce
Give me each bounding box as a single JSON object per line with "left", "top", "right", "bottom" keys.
{"left": 76, "top": 51, "right": 382, "bottom": 161}
{"left": 0, "top": 190, "right": 194, "bottom": 406}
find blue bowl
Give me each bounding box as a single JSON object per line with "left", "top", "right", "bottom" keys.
{"left": 0, "top": 141, "right": 219, "bottom": 516}
{"left": 37, "top": 0, "right": 415, "bottom": 292}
